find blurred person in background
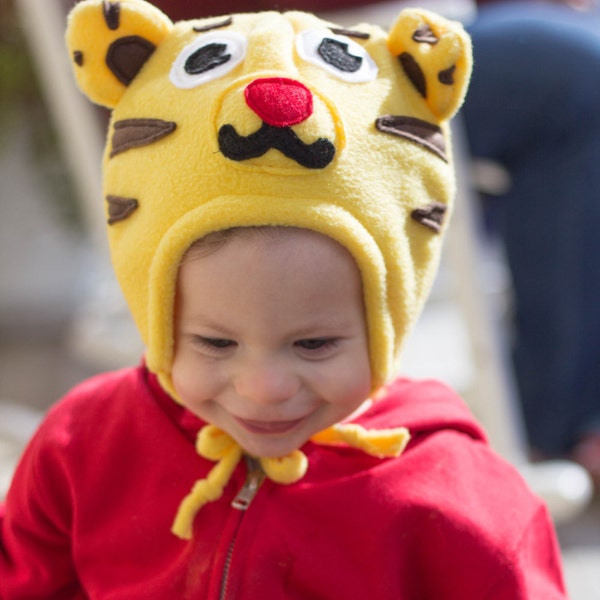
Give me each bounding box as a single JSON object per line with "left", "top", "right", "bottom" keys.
{"left": 461, "top": 0, "right": 600, "bottom": 481}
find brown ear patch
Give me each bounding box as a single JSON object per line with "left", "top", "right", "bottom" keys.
{"left": 375, "top": 115, "right": 447, "bottom": 161}
{"left": 106, "top": 195, "right": 139, "bottom": 224}
{"left": 103, "top": 0, "right": 121, "bottom": 30}
{"left": 412, "top": 24, "right": 438, "bottom": 45}
{"left": 411, "top": 201, "right": 447, "bottom": 233}
{"left": 110, "top": 118, "right": 177, "bottom": 157}
{"left": 399, "top": 53, "right": 426, "bottom": 98}
{"left": 106, "top": 36, "right": 156, "bottom": 85}
{"left": 439, "top": 65, "right": 456, "bottom": 86}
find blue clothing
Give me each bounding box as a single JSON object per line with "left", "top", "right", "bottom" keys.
{"left": 461, "top": 1, "right": 600, "bottom": 455}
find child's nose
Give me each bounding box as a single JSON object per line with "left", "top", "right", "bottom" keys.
{"left": 234, "top": 359, "right": 300, "bottom": 405}
{"left": 244, "top": 78, "right": 313, "bottom": 128}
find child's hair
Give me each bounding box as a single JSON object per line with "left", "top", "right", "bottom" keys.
{"left": 184, "top": 225, "right": 292, "bottom": 261}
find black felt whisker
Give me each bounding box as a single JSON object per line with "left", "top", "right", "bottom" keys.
{"left": 218, "top": 122, "right": 335, "bottom": 169}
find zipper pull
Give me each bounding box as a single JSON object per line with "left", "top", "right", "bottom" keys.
{"left": 231, "top": 456, "right": 265, "bottom": 510}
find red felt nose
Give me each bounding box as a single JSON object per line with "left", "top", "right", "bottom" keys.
{"left": 244, "top": 78, "right": 313, "bottom": 128}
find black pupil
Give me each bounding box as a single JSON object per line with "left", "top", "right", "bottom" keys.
{"left": 185, "top": 42, "right": 231, "bottom": 74}
{"left": 317, "top": 38, "right": 362, "bottom": 73}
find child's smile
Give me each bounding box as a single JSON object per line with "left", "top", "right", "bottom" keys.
{"left": 171, "top": 227, "right": 372, "bottom": 458}
{"left": 233, "top": 416, "right": 309, "bottom": 435}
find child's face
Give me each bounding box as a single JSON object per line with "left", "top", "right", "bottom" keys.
{"left": 171, "top": 228, "right": 372, "bottom": 458}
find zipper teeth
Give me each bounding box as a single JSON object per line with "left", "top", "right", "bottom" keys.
{"left": 219, "top": 456, "right": 265, "bottom": 600}
{"left": 219, "top": 534, "right": 237, "bottom": 600}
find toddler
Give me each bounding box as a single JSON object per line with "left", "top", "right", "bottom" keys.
{"left": 0, "top": 0, "right": 568, "bottom": 597}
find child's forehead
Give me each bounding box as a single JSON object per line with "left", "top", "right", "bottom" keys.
{"left": 236, "top": 226, "right": 337, "bottom": 248}
{"left": 176, "top": 226, "right": 366, "bottom": 328}
{"left": 185, "top": 226, "right": 348, "bottom": 260}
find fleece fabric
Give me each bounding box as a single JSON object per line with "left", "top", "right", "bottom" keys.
{"left": 0, "top": 365, "right": 567, "bottom": 599}
{"left": 65, "top": 0, "right": 472, "bottom": 394}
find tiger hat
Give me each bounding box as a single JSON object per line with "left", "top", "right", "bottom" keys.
{"left": 66, "top": 0, "right": 472, "bottom": 538}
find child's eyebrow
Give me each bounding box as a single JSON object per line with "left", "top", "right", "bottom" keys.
{"left": 193, "top": 16, "right": 233, "bottom": 33}
{"left": 329, "top": 27, "right": 370, "bottom": 40}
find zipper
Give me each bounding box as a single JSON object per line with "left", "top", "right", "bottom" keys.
{"left": 231, "top": 456, "right": 265, "bottom": 510}
{"left": 219, "top": 456, "right": 265, "bottom": 600}
{"left": 219, "top": 531, "right": 239, "bottom": 600}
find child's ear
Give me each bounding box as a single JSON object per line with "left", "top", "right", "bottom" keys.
{"left": 387, "top": 9, "right": 472, "bottom": 122}
{"left": 65, "top": 0, "right": 173, "bottom": 108}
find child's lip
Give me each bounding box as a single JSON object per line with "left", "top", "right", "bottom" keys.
{"left": 234, "top": 416, "right": 305, "bottom": 435}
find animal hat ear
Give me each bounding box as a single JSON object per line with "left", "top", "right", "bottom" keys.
{"left": 387, "top": 9, "right": 472, "bottom": 122}
{"left": 65, "top": 0, "right": 172, "bottom": 108}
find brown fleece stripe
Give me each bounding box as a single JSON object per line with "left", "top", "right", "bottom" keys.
{"left": 110, "top": 119, "right": 177, "bottom": 157}
{"left": 375, "top": 115, "right": 447, "bottom": 162}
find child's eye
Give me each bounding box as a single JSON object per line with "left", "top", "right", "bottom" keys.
{"left": 194, "top": 336, "right": 236, "bottom": 351}
{"left": 295, "top": 338, "right": 338, "bottom": 353}
{"left": 295, "top": 30, "right": 378, "bottom": 83}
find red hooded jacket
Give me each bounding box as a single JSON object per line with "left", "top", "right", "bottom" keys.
{"left": 0, "top": 365, "right": 567, "bottom": 598}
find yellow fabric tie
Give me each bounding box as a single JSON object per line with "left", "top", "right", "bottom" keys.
{"left": 171, "top": 422, "right": 411, "bottom": 540}
{"left": 171, "top": 426, "right": 243, "bottom": 540}
{"left": 310, "top": 423, "right": 411, "bottom": 458}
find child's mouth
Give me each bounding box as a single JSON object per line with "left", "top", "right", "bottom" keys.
{"left": 234, "top": 417, "right": 304, "bottom": 435}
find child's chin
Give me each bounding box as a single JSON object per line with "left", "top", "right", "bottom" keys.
{"left": 237, "top": 433, "right": 307, "bottom": 459}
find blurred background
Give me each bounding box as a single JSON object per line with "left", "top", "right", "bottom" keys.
{"left": 0, "top": 0, "right": 92, "bottom": 422}
{"left": 1, "top": 0, "right": 599, "bottom": 597}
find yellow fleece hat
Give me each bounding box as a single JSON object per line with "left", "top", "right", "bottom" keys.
{"left": 65, "top": 0, "right": 471, "bottom": 399}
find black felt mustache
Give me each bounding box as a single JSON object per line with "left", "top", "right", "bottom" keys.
{"left": 218, "top": 122, "right": 335, "bottom": 169}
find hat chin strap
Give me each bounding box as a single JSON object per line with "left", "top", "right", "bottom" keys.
{"left": 171, "top": 423, "right": 411, "bottom": 540}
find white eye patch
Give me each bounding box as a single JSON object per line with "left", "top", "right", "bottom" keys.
{"left": 170, "top": 31, "right": 247, "bottom": 89}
